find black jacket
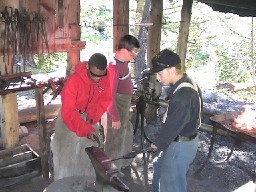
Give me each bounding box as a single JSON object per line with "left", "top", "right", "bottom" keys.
{"left": 154, "top": 74, "right": 203, "bottom": 151}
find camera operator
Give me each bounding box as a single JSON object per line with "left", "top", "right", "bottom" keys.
{"left": 149, "top": 49, "right": 202, "bottom": 192}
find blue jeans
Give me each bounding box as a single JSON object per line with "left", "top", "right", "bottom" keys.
{"left": 152, "top": 135, "right": 199, "bottom": 192}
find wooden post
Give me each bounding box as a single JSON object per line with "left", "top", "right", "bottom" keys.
{"left": 67, "top": 24, "right": 82, "bottom": 77}
{"left": 66, "top": 0, "right": 82, "bottom": 77}
{"left": 147, "top": 0, "right": 163, "bottom": 64}
{"left": 113, "top": 0, "right": 129, "bottom": 51}
{"left": 0, "top": 94, "right": 19, "bottom": 149}
{"left": 176, "top": 0, "right": 193, "bottom": 72}
{"left": 145, "top": 0, "right": 163, "bottom": 124}
{"left": 35, "top": 88, "right": 49, "bottom": 179}
{"left": 0, "top": 0, "right": 20, "bottom": 149}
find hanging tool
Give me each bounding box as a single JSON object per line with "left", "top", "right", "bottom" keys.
{"left": 1, "top": 6, "right": 12, "bottom": 74}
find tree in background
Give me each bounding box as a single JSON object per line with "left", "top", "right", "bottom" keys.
{"left": 131, "top": 0, "right": 150, "bottom": 78}
{"left": 79, "top": 0, "right": 256, "bottom": 86}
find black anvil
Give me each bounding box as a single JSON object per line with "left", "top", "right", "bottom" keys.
{"left": 85, "top": 146, "right": 129, "bottom": 192}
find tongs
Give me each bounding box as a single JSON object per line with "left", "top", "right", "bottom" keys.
{"left": 111, "top": 147, "right": 152, "bottom": 162}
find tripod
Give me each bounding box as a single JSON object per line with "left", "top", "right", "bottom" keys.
{"left": 134, "top": 94, "right": 153, "bottom": 188}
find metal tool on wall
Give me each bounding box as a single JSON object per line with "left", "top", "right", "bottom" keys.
{"left": 0, "top": 6, "right": 50, "bottom": 75}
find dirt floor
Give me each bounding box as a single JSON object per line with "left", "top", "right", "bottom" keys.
{"left": 1, "top": 117, "right": 256, "bottom": 192}
{"left": 0, "top": 89, "right": 256, "bottom": 192}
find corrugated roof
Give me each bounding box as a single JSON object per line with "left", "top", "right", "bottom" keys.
{"left": 197, "top": 0, "right": 256, "bottom": 17}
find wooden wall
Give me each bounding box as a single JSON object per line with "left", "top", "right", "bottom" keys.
{"left": 0, "top": 0, "right": 84, "bottom": 58}
{"left": 0, "top": 0, "right": 83, "bottom": 150}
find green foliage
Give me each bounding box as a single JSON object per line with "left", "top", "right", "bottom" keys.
{"left": 161, "top": 3, "right": 181, "bottom": 49}
{"left": 31, "top": 53, "right": 66, "bottom": 74}
{"left": 187, "top": 2, "right": 255, "bottom": 84}
{"left": 216, "top": 51, "right": 250, "bottom": 83}
{"left": 78, "top": 1, "right": 256, "bottom": 86}
{"left": 80, "top": 3, "right": 112, "bottom": 43}
{"left": 192, "top": 51, "right": 210, "bottom": 68}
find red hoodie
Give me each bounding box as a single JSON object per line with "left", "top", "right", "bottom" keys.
{"left": 61, "top": 61, "right": 115, "bottom": 137}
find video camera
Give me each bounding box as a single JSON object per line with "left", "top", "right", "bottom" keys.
{"left": 134, "top": 68, "right": 169, "bottom": 107}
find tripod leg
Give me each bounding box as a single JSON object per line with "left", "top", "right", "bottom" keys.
{"left": 134, "top": 111, "right": 140, "bottom": 135}
{"left": 140, "top": 111, "right": 149, "bottom": 188}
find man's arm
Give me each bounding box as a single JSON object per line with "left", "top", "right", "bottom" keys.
{"left": 61, "top": 78, "right": 95, "bottom": 137}
{"left": 107, "top": 65, "right": 121, "bottom": 123}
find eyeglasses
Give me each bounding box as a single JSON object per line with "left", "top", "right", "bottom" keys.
{"left": 89, "top": 67, "right": 107, "bottom": 78}
{"left": 129, "top": 48, "right": 140, "bottom": 56}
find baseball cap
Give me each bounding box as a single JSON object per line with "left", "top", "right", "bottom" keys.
{"left": 149, "top": 49, "right": 181, "bottom": 73}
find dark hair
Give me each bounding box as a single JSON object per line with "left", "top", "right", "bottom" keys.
{"left": 175, "top": 63, "right": 182, "bottom": 70}
{"left": 88, "top": 53, "right": 107, "bottom": 70}
{"left": 117, "top": 34, "right": 140, "bottom": 51}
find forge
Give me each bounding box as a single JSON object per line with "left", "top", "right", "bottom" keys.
{"left": 210, "top": 111, "right": 256, "bottom": 144}
{"left": 195, "top": 110, "right": 256, "bottom": 181}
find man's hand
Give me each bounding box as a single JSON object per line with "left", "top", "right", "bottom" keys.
{"left": 87, "top": 131, "right": 97, "bottom": 141}
{"left": 87, "top": 131, "right": 101, "bottom": 147}
{"left": 151, "top": 144, "right": 158, "bottom": 152}
{"left": 112, "top": 121, "right": 121, "bottom": 129}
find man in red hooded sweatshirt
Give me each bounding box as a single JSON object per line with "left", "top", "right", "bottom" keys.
{"left": 51, "top": 53, "right": 116, "bottom": 181}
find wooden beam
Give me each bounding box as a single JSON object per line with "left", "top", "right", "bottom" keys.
{"left": 177, "top": 0, "right": 193, "bottom": 72}
{"left": 0, "top": 170, "right": 40, "bottom": 188}
{"left": 0, "top": 0, "right": 20, "bottom": 148}
{"left": 57, "top": 0, "right": 64, "bottom": 28}
{"left": 0, "top": 72, "right": 32, "bottom": 80}
{"left": 146, "top": 0, "right": 163, "bottom": 124}
{"left": 148, "top": 0, "right": 163, "bottom": 64}
{"left": 0, "top": 1, "right": 20, "bottom": 149}
{"left": 35, "top": 88, "right": 49, "bottom": 179}
{"left": 66, "top": 0, "right": 82, "bottom": 77}
{"left": 1, "top": 93, "right": 19, "bottom": 149}
{"left": 113, "top": 0, "right": 129, "bottom": 51}
{"left": 66, "top": 26, "right": 82, "bottom": 77}
{"left": 0, "top": 144, "right": 40, "bottom": 179}
{"left": 18, "top": 104, "right": 60, "bottom": 124}
{"left": 0, "top": 77, "right": 65, "bottom": 95}
{"left": 0, "top": 41, "right": 86, "bottom": 56}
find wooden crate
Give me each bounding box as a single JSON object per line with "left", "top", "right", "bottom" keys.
{"left": 0, "top": 144, "right": 41, "bottom": 178}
